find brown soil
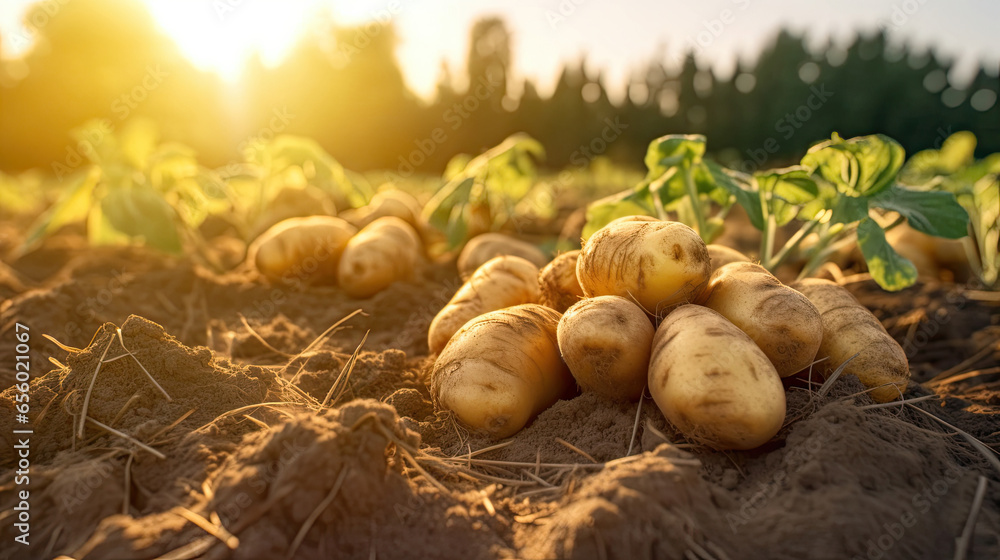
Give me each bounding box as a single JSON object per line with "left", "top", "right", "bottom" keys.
{"left": 1, "top": 226, "right": 999, "bottom": 560}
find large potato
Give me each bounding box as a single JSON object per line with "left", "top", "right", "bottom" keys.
{"left": 337, "top": 216, "right": 422, "bottom": 298}
{"left": 428, "top": 256, "right": 540, "bottom": 354}
{"left": 538, "top": 250, "right": 585, "bottom": 313}
{"left": 699, "top": 262, "right": 822, "bottom": 377}
{"left": 249, "top": 215, "right": 356, "bottom": 286}
{"left": 577, "top": 220, "right": 711, "bottom": 314}
{"left": 457, "top": 233, "right": 548, "bottom": 279}
{"left": 648, "top": 305, "right": 786, "bottom": 450}
{"left": 793, "top": 279, "right": 910, "bottom": 402}
{"left": 557, "top": 296, "right": 653, "bottom": 401}
{"left": 431, "top": 304, "right": 574, "bottom": 438}
{"left": 707, "top": 244, "right": 750, "bottom": 271}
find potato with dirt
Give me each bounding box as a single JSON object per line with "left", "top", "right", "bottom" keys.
{"left": 431, "top": 304, "right": 574, "bottom": 438}
{"left": 337, "top": 216, "right": 422, "bottom": 298}
{"left": 648, "top": 304, "right": 786, "bottom": 450}
{"left": 557, "top": 295, "right": 653, "bottom": 401}
{"left": 428, "top": 255, "right": 540, "bottom": 354}
{"left": 249, "top": 215, "right": 357, "bottom": 286}
{"left": 457, "top": 233, "right": 548, "bottom": 279}
{"left": 538, "top": 250, "right": 585, "bottom": 312}
{"left": 793, "top": 278, "right": 910, "bottom": 402}
{"left": 577, "top": 220, "right": 711, "bottom": 313}
{"left": 707, "top": 244, "right": 750, "bottom": 271}
{"left": 698, "top": 262, "right": 822, "bottom": 377}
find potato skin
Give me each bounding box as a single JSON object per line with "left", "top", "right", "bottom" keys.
{"left": 341, "top": 189, "right": 424, "bottom": 232}
{"left": 707, "top": 244, "right": 750, "bottom": 271}
{"left": 649, "top": 305, "right": 786, "bottom": 450}
{"left": 431, "top": 304, "right": 574, "bottom": 438}
{"left": 793, "top": 279, "right": 910, "bottom": 402}
{"left": 458, "top": 233, "right": 548, "bottom": 279}
{"left": 428, "top": 256, "right": 541, "bottom": 354}
{"left": 250, "top": 215, "right": 357, "bottom": 286}
{"left": 699, "top": 262, "right": 822, "bottom": 377}
{"left": 538, "top": 250, "right": 585, "bottom": 312}
{"left": 577, "top": 220, "right": 711, "bottom": 314}
{"left": 557, "top": 296, "right": 653, "bottom": 401}
{"left": 337, "top": 216, "right": 421, "bottom": 298}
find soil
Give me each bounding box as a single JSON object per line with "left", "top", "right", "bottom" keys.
{"left": 1, "top": 221, "right": 999, "bottom": 560}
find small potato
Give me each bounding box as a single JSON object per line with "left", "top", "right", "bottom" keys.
{"left": 431, "top": 304, "right": 574, "bottom": 438}
{"left": 337, "top": 216, "right": 421, "bottom": 298}
{"left": 557, "top": 296, "right": 653, "bottom": 400}
{"left": 699, "top": 262, "right": 822, "bottom": 377}
{"left": 458, "top": 233, "right": 548, "bottom": 279}
{"left": 577, "top": 220, "right": 711, "bottom": 313}
{"left": 340, "top": 189, "right": 424, "bottom": 232}
{"left": 249, "top": 215, "right": 357, "bottom": 286}
{"left": 428, "top": 256, "right": 540, "bottom": 354}
{"left": 648, "top": 305, "right": 786, "bottom": 450}
{"left": 538, "top": 250, "right": 585, "bottom": 312}
{"left": 707, "top": 244, "right": 750, "bottom": 271}
{"left": 793, "top": 279, "right": 910, "bottom": 402}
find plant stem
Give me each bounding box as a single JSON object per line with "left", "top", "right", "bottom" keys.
{"left": 770, "top": 218, "right": 821, "bottom": 271}
{"left": 682, "top": 162, "right": 707, "bottom": 238}
{"left": 758, "top": 187, "right": 774, "bottom": 268}
{"left": 798, "top": 223, "right": 854, "bottom": 280}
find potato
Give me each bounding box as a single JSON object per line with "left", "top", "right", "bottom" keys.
{"left": 249, "top": 215, "right": 356, "bottom": 285}
{"left": 431, "top": 304, "right": 574, "bottom": 438}
{"left": 337, "top": 216, "right": 421, "bottom": 298}
{"left": 538, "top": 250, "right": 584, "bottom": 312}
{"left": 250, "top": 185, "right": 337, "bottom": 238}
{"left": 557, "top": 296, "right": 653, "bottom": 400}
{"left": 340, "top": 189, "right": 424, "bottom": 232}
{"left": 648, "top": 305, "right": 786, "bottom": 450}
{"left": 428, "top": 256, "right": 540, "bottom": 354}
{"left": 577, "top": 220, "right": 711, "bottom": 314}
{"left": 699, "top": 262, "right": 822, "bottom": 377}
{"left": 792, "top": 279, "right": 910, "bottom": 402}
{"left": 707, "top": 244, "right": 749, "bottom": 271}
{"left": 457, "top": 233, "right": 548, "bottom": 280}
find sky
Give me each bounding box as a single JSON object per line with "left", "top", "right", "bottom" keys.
{"left": 1, "top": 0, "right": 998, "bottom": 100}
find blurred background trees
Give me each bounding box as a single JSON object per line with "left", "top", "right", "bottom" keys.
{"left": 1, "top": 0, "right": 997, "bottom": 175}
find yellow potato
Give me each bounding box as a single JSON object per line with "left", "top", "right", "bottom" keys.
{"left": 340, "top": 189, "right": 424, "bottom": 232}
{"left": 431, "top": 304, "right": 574, "bottom": 438}
{"left": 707, "top": 244, "right": 750, "bottom": 271}
{"left": 557, "top": 296, "right": 653, "bottom": 401}
{"left": 793, "top": 279, "right": 910, "bottom": 402}
{"left": 249, "top": 215, "right": 356, "bottom": 286}
{"left": 577, "top": 220, "right": 711, "bottom": 314}
{"left": 457, "top": 233, "right": 548, "bottom": 279}
{"left": 428, "top": 256, "right": 540, "bottom": 354}
{"left": 337, "top": 216, "right": 421, "bottom": 298}
{"left": 648, "top": 305, "right": 786, "bottom": 450}
{"left": 538, "top": 250, "right": 585, "bottom": 312}
{"left": 699, "top": 262, "right": 822, "bottom": 377}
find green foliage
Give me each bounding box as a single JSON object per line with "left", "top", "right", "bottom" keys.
{"left": 802, "top": 133, "right": 905, "bottom": 198}
{"left": 421, "top": 134, "right": 545, "bottom": 249}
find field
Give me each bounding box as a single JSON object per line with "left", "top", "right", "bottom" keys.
{"left": 1, "top": 131, "right": 999, "bottom": 560}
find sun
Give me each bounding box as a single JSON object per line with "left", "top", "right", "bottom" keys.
{"left": 139, "top": 0, "right": 324, "bottom": 81}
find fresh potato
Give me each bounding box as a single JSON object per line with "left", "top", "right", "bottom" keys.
{"left": 707, "top": 244, "right": 750, "bottom": 271}
{"left": 577, "top": 220, "right": 711, "bottom": 313}
{"left": 793, "top": 279, "right": 910, "bottom": 402}
{"left": 428, "top": 256, "right": 540, "bottom": 354}
{"left": 457, "top": 233, "right": 548, "bottom": 279}
{"left": 431, "top": 304, "right": 574, "bottom": 438}
{"left": 557, "top": 296, "right": 653, "bottom": 400}
{"left": 699, "top": 262, "right": 822, "bottom": 377}
{"left": 249, "top": 215, "right": 356, "bottom": 285}
{"left": 606, "top": 214, "right": 658, "bottom": 227}
{"left": 648, "top": 305, "right": 786, "bottom": 450}
{"left": 538, "top": 250, "right": 584, "bottom": 312}
{"left": 337, "top": 216, "right": 421, "bottom": 298}
{"left": 340, "top": 189, "right": 424, "bottom": 232}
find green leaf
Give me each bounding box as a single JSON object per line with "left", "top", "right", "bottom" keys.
{"left": 869, "top": 185, "right": 969, "bottom": 239}
{"left": 20, "top": 169, "right": 100, "bottom": 253}
{"left": 901, "top": 131, "right": 977, "bottom": 185}
{"left": 643, "top": 134, "right": 706, "bottom": 178}
{"left": 829, "top": 193, "right": 870, "bottom": 224}
{"left": 582, "top": 189, "right": 655, "bottom": 240}
{"left": 99, "top": 187, "right": 183, "bottom": 254}
{"left": 802, "top": 133, "right": 905, "bottom": 198}
{"left": 706, "top": 162, "right": 764, "bottom": 230}
{"left": 856, "top": 217, "right": 917, "bottom": 291}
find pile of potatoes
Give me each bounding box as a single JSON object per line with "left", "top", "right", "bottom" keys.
{"left": 247, "top": 190, "right": 425, "bottom": 298}
{"left": 429, "top": 217, "right": 911, "bottom": 449}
